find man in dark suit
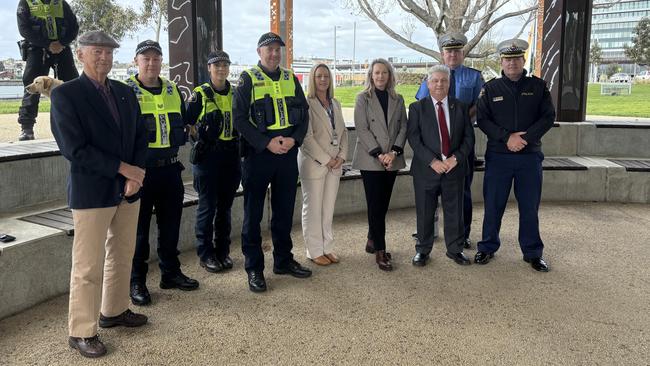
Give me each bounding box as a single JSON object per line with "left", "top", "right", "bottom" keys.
{"left": 50, "top": 31, "right": 148, "bottom": 358}
{"left": 407, "top": 65, "right": 475, "bottom": 267}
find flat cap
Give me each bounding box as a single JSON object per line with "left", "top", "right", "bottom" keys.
{"left": 207, "top": 50, "right": 231, "bottom": 65}
{"left": 438, "top": 32, "right": 467, "bottom": 50}
{"left": 497, "top": 39, "right": 529, "bottom": 58}
{"left": 78, "top": 30, "right": 120, "bottom": 49}
{"left": 257, "top": 32, "right": 285, "bottom": 48}
{"left": 136, "top": 40, "right": 162, "bottom": 55}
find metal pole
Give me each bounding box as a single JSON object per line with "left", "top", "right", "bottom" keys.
{"left": 333, "top": 25, "right": 337, "bottom": 88}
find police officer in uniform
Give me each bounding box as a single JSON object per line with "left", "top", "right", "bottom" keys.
{"left": 127, "top": 40, "right": 199, "bottom": 306}
{"left": 474, "top": 39, "right": 555, "bottom": 272}
{"left": 186, "top": 50, "right": 241, "bottom": 274}
{"left": 233, "top": 32, "right": 311, "bottom": 293}
{"left": 17, "top": 0, "right": 79, "bottom": 140}
{"left": 414, "top": 32, "right": 484, "bottom": 249}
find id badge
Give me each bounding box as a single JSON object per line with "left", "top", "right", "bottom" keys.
{"left": 331, "top": 137, "right": 339, "bottom": 146}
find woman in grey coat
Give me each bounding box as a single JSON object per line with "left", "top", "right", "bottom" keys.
{"left": 352, "top": 58, "right": 408, "bottom": 271}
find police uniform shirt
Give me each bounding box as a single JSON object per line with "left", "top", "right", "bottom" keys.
{"left": 186, "top": 80, "right": 232, "bottom": 128}
{"left": 17, "top": 0, "right": 79, "bottom": 49}
{"left": 476, "top": 70, "right": 555, "bottom": 154}
{"left": 133, "top": 75, "right": 187, "bottom": 166}
{"left": 415, "top": 65, "right": 484, "bottom": 105}
{"left": 232, "top": 61, "right": 309, "bottom": 154}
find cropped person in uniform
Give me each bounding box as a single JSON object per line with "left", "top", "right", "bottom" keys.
{"left": 475, "top": 39, "right": 556, "bottom": 272}
{"left": 126, "top": 40, "right": 199, "bottom": 307}
{"left": 414, "top": 32, "right": 483, "bottom": 249}
{"left": 16, "top": 0, "right": 79, "bottom": 140}
{"left": 233, "top": 32, "right": 312, "bottom": 292}
{"left": 299, "top": 63, "right": 348, "bottom": 266}
{"left": 186, "top": 50, "right": 241, "bottom": 274}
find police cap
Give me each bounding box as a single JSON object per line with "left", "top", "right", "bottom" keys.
{"left": 136, "top": 40, "right": 162, "bottom": 55}
{"left": 78, "top": 30, "right": 120, "bottom": 49}
{"left": 497, "top": 39, "right": 529, "bottom": 58}
{"left": 257, "top": 32, "right": 285, "bottom": 48}
{"left": 207, "top": 50, "right": 231, "bottom": 65}
{"left": 438, "top": 32, "right": 467, "bottom": 51}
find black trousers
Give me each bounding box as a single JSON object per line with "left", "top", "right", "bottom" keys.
{"left": 241, "top": 148, "right": 298, "bottom": 272}
{"left": 414, "top": 175, "right": 465, "bottom": 255}
{"left": 360, "top": 170, "right": 397, "bottom": 251}
{"left": 463, "top": 148, "right": 476, "bottom": 240}
{"left": 19, "top": 47, "right": 78, "bottom": 127}
{"left": 131, "top": 162, "right": 185, "bottom": 284}
{"left": 193, "top": 148, "right": 241, "bottom": 262}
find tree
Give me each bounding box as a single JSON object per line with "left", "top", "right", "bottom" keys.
{"left": 624, "top": 17, "right": 650, "bottom": 66}
{"left": 342, "top": 0, "right": 538, "bottom": 61}
{"left": 605, "top": 63, "right": 620, "bottom": 78}
{"left": 590, "top": 39, "right": 602, "bottom": 82}
{"left": 141, "top": 0, "right": 168, "bottom": 42}
{"left": 70, "top": 0, "right": 139, "bottom": 43}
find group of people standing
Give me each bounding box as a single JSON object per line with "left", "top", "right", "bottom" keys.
{"left": 37, "top": 2, "right": 555, "bottom": 358}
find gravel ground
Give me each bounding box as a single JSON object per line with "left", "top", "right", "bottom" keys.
{"left": 0, "top": 202, "right": 648, "bottom": 365}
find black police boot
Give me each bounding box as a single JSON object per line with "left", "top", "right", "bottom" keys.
{"left": 18, "top": 127, "right": 35, "bottom": 141}
{"left": 130, "top": 283, "right": 151, "bottom": 306}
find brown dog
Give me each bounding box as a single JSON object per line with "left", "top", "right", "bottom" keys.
{"left": 25, "top": 76, "right": 64, "bottom": 98}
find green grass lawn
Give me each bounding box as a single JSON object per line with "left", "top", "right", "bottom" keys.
{"left": 1, "top": 83, "right": 648, "bottom": 118}
{"left": 0, "top": 100, "right": 50, "bottom": 114}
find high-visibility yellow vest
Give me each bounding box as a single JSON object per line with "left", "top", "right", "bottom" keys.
{"left": 125, "top": 75, "right": 184, "bottom": 148}
{"left": 244, "top": 65, "right": 296, "bottom": 130}
{"left": 27, "top": 0, "right": 64, "bottom": 40}
{"left": 193, "top": 83, "right": 235, "bottom": 141}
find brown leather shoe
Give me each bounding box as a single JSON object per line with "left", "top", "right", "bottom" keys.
{"left": 98, "top": 309, "right": 148, "bottom": 328}
{"left": 365, "top": 239, "right": 376, "bottom": 254}
{"left": 68, "top": 335, "right": 107, "bottom": 358}
{"left": 375, "top": 250, "right": 393, "bottom": 271}
{"left": 324, "top": 252, "right": 340, "bottom": 263}
{"left": 310, "top": 255, "right": 332, "bottom": 266}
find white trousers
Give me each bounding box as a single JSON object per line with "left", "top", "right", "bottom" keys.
{"left": 300, "top": 171, "right": 341, "bottom": 258}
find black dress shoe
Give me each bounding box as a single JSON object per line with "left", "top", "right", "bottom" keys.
{"left": 69, "top": 335, "right": 107, "bottom": 358}
{"left": 218, "top": 255, "right": 234, "bottom": 270}
{"left": 160, "top": 272, "right": 199, "bottom": 291}
{"left": 524, "top": 257, "right": 549, "bottom": 272}
{"left": 375, "top": 250, "right": 393, "bottom": 271}
{"left": 99, "top": 309, "right": 147, "bottom": 328}
{"left": 273, "top": 260, "right": 312, "bottom": 278}
{"left": 463, "top": 238, "right": 472, "bottom": 249}
{"left": 411, "top": 252, "right": 429, "bottom": 267}
{"left": 130, "top": 282, "right": 151, "bottom": 306}
{"left": 365, "top": 239, "right": 376, "bottom": 254}
{"left": 247, "top": 271, "right": 267, "bottom": 293}
{"left": 446, "top": 252, "right": 471, "bottom": 265}
{"left": 200, "top": 257, "right": 223, "bottom": 273}
{"left": 474, "top": 251, "right": 494, "bottom": 265}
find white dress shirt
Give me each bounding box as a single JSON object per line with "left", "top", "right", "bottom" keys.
{"left": 431, "top": 95, "right": 450, "bottom": 160}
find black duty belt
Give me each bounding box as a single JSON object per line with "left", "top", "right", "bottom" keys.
{"left": 147, "top": 156, "right": 179, "bottom": 168}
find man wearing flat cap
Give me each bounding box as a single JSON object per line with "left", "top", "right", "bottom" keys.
{"left": 186, "top": 50, "right": 241, "bottom": 275}
{"left": 233, "top": 32, "right": 311, "bottom": 293}
{"left": 50, "top": 30, "right": 148, "bottom": 358}
{"left": 474, "top": 39, "right": 555, "bottom": 272}
{"left": 413, "top": 31, "right": 484, "bottom": 251}
{"left": 126, "top": 40, "right": 199, "bottom": 307}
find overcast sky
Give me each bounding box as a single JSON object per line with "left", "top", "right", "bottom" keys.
{"left": 0, "top": 0, "right": 527, "bottom": 64}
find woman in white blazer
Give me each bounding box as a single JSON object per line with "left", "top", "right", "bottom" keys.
{"left": 298, "top": 64, "right": 349, "bottom": 265}
{"left": 352, "top": 58, "right": 408, "bottom": 271}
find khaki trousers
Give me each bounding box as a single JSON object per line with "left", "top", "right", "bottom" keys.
{"left": 68, "top": 200, "right": 140, "bottom": 337}
{"left": 300, "top": 171, "right": 341, "bottom": 259}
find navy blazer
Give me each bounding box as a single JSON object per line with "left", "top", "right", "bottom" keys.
{"left": 407, "top": 96, "right": 475, "bottom": 183}
{"left": 50, "top": 73, "right": 147, "bottom": 209}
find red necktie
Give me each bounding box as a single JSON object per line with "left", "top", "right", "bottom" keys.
{"left": 436, "top": 101, "right": 450, "bottom": 157}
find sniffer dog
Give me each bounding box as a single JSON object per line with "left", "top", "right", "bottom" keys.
{"left": 25, "top": 76, "right": 64, "bottom": 98}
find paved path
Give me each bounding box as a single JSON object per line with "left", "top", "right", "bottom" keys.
{"left": 1, "top": 202, "right": 648, "bottom": 365}
{"left": 3, "top": 112, "right": 650, "bottom": 143}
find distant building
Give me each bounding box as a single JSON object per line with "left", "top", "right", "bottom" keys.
{"left": 591, "top": 0, "right": 650, "bottom": 73}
